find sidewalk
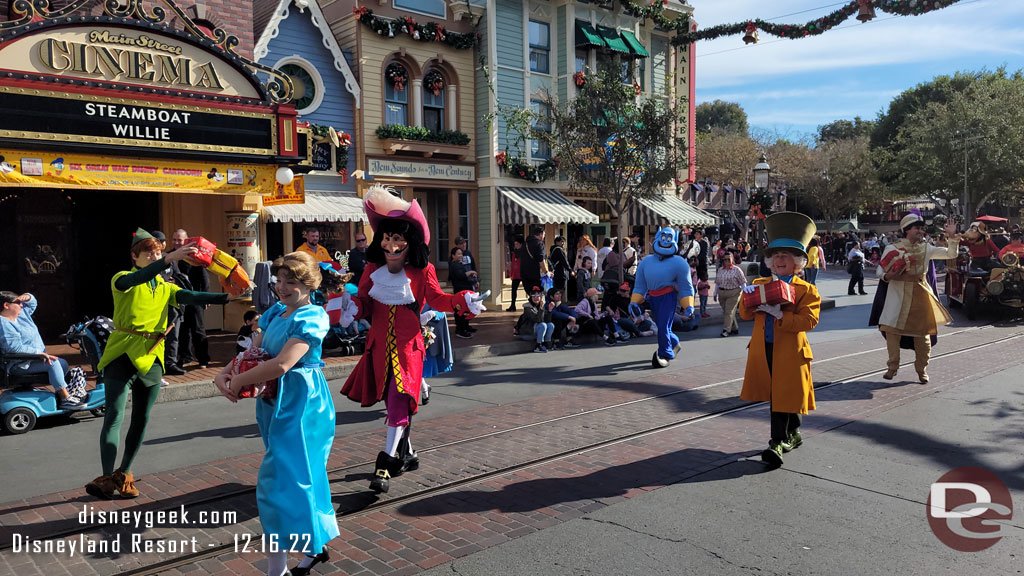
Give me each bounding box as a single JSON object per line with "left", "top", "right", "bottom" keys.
{"left": 44, "top": 291, "right": 837, "bottom": 404}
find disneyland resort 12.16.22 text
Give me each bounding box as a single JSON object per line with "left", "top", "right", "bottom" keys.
{"left": 8, "top": 505, "right": 238, "bottom": 557}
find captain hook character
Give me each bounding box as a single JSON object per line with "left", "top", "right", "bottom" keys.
{"left": 341, "top": 184, "right": 486, "bottom": 493}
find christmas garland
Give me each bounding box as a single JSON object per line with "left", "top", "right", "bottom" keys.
{"left": 424, "top": 69, "right": 445, "bottom": 97}
{"left": 353, "top": 5, "right": 480, "bottom": 50}
{"left": 385, "top": 62, "right": 408, "bottom": 91}
{"left": 621, "top": 0, "right": 691, "bottom": 34}
{"left": 310, "top": 124, "right": 353, "bottom": 182}
{"left": 673, "top": 0, "right": 964, "bottom": 46}
{"left": 496, "top": 152, "right": 559, "bottom": 184}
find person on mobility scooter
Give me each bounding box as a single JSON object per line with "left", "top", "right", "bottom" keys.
{"left": 0, "top": 292, "right": 107, "bottom": 433}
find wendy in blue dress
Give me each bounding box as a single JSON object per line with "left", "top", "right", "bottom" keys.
{"left": 216, "top": 251, "right": 338, "bottom": 576}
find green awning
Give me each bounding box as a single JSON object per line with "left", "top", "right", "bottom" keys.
{"left": 620, "top": 30, "right": 649, "bottom": 58}
{"left": 596, "top": 25, "right": 630, "bottom": 54}
{"left": 575, "top": 20, "right": 606, "bottom": 49}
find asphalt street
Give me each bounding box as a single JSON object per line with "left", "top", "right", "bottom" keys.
{"left": 418, "top": 366, "right": 1023, "bottom": 576}
{"left": 0, "top": 273, "right": 958, "bottom": 500}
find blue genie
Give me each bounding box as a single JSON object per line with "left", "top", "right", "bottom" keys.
{"left": 629, "top": 227, "right": 695, "bottom": 368}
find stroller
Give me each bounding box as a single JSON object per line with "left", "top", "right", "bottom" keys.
{"left": 0, "top": 317, "right": 109, "bottom": 434}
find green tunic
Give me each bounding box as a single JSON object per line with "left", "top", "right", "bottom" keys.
{"left": 97, "top": 269, "right": 182, "bottom": 376}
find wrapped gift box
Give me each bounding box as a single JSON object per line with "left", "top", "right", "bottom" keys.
{"left": 186, "top": 236, "right": 216, "bottom": 267}
{"left": 230, "top": 347, "right": 276, "bottom": 400}
{"left": 881, "top": 248, "right": 914, "bottom": 274}
{"left": 742, "top": 279, "right": 795, "bottom": 309}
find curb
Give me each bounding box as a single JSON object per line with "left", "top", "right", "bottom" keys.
{"left": 153, "top": 297, "right": 837, "bottom": 404}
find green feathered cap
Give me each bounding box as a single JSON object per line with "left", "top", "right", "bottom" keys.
{"left": 131, "top": 227, "right": 155, "bottom": 248}
{"left": 764, "top": 212, "right": 816, "bottom": 258}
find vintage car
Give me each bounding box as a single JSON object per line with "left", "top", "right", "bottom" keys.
{"left": 946, "top": 247, "right": 1024, "bottom": 320}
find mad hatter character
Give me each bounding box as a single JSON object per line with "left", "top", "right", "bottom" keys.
{"left": 738, "top": 212, "right": 820, "bottom": 468}
{"left": 628, "top": 227, "right": 695, "bottom": 368}
{"left": 876, "top": 213, "right": 960, "bottom": 384}
{"left": 341, "top": 185, "right": 485, "bottom": 493}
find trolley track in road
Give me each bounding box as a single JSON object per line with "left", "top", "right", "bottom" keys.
{"left": 2, "top": 325, "right": 1015, "bottom": 574}
{"left": 0, "top": 326, "right": 991, "bottom": 552}
{"left": 108, "top": 327, "right": 1023, "bottom": 576}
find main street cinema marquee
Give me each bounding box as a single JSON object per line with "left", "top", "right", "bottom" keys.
{"left": 0, "top": 0, "right": 300, "bottom": 194}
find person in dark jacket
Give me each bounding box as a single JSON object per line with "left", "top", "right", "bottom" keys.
{"left": 515, "top": 286, "right": 555, "bottom": 353}
{"left": 172, "top": 229, "right": 211, "bottom": 368}
{"left": 348, "top": 231, "right": 368, "bottom": 285}
{"left": 546, "top": 287, "right": 579, "bottom": 350}
{"left": 549, "top": 236, "right": 572, "bottom": 302}
{"left": 519, "top": 227, "right": 547, "bottom": 292}
{"left": 449, "top": 247, "right": 476, "bottom": 338}
{"left": 154, "top": 231, "right": 186, "bottom": 376}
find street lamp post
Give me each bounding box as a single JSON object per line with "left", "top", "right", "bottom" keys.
{"left": 752, "top": 153, "right": 771, "bottom": 261}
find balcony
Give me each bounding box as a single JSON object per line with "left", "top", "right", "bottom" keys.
{"left": 376, "top": 125, "right": 471, "bottom": 160}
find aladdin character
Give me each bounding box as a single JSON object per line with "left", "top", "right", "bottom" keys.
{"left": 628, "top": 227, "right": 695, "bottom": 368}
{"left": 341, "top": 185, "right": 484, "bottom": 493}
{"left": 877, "top": 214, "right": 960, "bottom": 383}
{"left": 738, "top": 212, "right": 821, "bottom": 468}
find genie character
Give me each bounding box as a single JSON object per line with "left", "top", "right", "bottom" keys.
{"left": 629, "top": 227, "right": 695, "bottom": 368}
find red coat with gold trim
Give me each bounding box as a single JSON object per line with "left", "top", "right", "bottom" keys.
{"left": 341, "top": 263, "right": 471, "bottom": 414}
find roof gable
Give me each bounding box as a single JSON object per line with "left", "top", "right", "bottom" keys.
{"left": 254, "top": 0, "right": 360, "bottom": 108}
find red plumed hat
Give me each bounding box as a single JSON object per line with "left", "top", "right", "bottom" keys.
{"left": 363, "top": 184, "right": 430, "bottom": 245}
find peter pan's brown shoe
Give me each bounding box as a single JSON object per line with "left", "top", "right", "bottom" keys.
{"left": 112, "top": 469, "right": 140, "bottom": 498}
{"left": 85, "top": 475, "right": 117, "bottom": 500}
{"left": 918, "top": 371, "right": 929, "bottom": 384}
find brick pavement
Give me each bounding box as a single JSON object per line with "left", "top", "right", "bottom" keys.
{"left": 1, "top": 325, "right": 1020, "bottom": 575}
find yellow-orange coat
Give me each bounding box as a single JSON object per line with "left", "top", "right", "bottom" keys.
{"left": 739, "top": 276, "right": 820, "bottom": 414}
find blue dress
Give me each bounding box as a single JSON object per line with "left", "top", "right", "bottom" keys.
{"left": 255, "top": 303, "right": 339, "bottom": 554}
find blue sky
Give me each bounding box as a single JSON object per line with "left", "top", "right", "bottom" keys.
{"left": 693, "top": 0, "right": 1024, "bottom": 138}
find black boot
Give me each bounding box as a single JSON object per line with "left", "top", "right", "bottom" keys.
{"left": 395, "top": 427, "right": 419, "bottom": 475}
{"left": 369, "top": 451, "right": 400, "bottom": 494}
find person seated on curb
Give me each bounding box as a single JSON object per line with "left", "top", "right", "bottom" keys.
{"left": 673, "top": 306, "right": 700, "bottom": 332}
{"left": 547, "top": 288, "right": 580, "bottom": 350}
{"left": 515, "top": 286, "right": 555, "bottom": 353}
{"left": 0, "top": 292, "right": 84, "bottom": 410}
{"left": 574, "top": 287, "right": 618, "bottom": 342}
{"left": 628, "top": 308, "right": 656, "bottom": 337}
{"left": 575, "top": 256, "right": 595, "bottom": 304}
{"left": 609, "top": 282, "right": 643, "bottom": 339}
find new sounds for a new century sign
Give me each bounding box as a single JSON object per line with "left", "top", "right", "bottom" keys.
{"left": 0, "top": 26, "right": 276, "bottom": 155}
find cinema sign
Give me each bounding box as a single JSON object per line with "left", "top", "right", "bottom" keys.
{"left": 2, "top": 25, "right": 261, "bottom": 97}
{"left": 0, "top": 1, "right": 299, "bottom": 161}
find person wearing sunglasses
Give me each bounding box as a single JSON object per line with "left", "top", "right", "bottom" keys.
{"left": 0, "top": 291, "right": 83, "bottom": 410}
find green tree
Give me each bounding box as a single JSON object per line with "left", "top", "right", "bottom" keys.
{"left": 696, "top": 100, "right": 749, "bottom": 136}
{"left": 803, "top": 136, "right": 883, "bottom": 233}
{"left": 695, "top": 128, "right": 758, "bottom": 239}
{"left": 541, "top": 68, "right": 690, "bottom": 280}
{"left": 817, "top": 117, "right": 875, "bottom": 143}
{"left": 885, "top": 73, "right": 1024, "bottom": 220}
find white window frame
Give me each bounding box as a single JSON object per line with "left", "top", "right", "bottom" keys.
{"left": 272, "top": 55, "right": 325, "bottom": 116}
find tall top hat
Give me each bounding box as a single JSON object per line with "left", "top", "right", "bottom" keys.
{"left": 363, "top": 184, "right": 430, "bottom": 245}
{"left": 764, "top": 212, "right": 816, "bottom": 258}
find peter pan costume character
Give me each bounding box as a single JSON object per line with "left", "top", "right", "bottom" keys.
{"left": 877, "top": 213, "right": 960, "bottom": 383}
{"left": 738, "top": 212, "right": 821, "bottom": 468}
{"left": 341, "top": 185, "right": 485, "bottom": 493}
{"left": 628, "top": 227, "right": 695, "bottom": 368}
{"left": 85, "top": 229, "right": 229, "bottom": 500}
